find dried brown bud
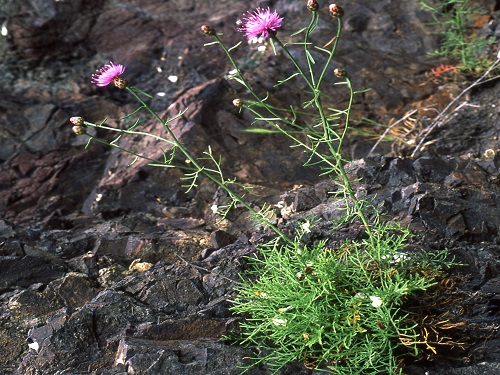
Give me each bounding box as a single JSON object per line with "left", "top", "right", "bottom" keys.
{"left": 201, "top": 24, "right": 216, "bottom": 36}
{"left": 72, "top": 125, "right": 86, "bottom": 135}
{"left": 329, "top": 4, "right": 344, "bottom": 18}
{"left": 113, "top": 77, "right": 128, "bottom": 89}
{"left": 70, "top": 116, "right": 84, "bottom": 126}
{"left": 307, "top": 0, "right": 319, "bottom": 12}
{"left": 333, "top": 68, "right": 348, "bottom": 78}
{"left": 232, "top": 98, "right": 243, "bottom": 107}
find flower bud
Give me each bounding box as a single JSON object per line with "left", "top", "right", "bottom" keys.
{"left": 72, "top": 125, "right": 86, "bottom": 135}
{"left": 70, "top": 116, "right": 84, "bottom": 126}
{"left": 232, "top": 98, "right": 243, "bottom": 107}
{"left": 333, "top": 68, "right": 348, "bottom": 78}
{"left": 329, "top": 4, "right": 344, "bottom": 18}
{"left": 307, "top": 0, "right": 319, "bottom": 12}
{"left": 113, "top": 77, "right": 127, "bottom": 89}
{"left": 201, "top": 24, "right": 216, "bottom": 36}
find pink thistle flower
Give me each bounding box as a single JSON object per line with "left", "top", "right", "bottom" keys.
{"left": 91, "top": 61, "right": 126, "bottom": 87}
{"left": 238, "top": 7, "right": 283, "bottom": 40}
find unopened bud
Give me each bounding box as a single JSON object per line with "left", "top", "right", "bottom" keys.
{"left": 72, "top": 125, "right": 86, "bottom": 135}
{"left": 113, "top": 77, "right": 127, "bottom": 89}
{"left": 333, "top": 68, "right": 348, "bottom": 78}
{"left": 329, "top": 4, "right": 344, "bottom": 18}
{"left": 70, "top": 116, "right": 84, "bottom": 126}
{"left": 232, "top": 98, "right": 243, "bottom": 107}
{"left": 307, "top": 0, "right": 319, "bottom": 12}
{"left": 201, "top": 25, "right": 216, "bottom": 36}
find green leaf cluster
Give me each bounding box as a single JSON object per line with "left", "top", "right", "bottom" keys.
{"left": 230, "top": 222, "right": 458, "bottom": 374}
{"left": 418, "top": 0, "right": 496, "bottom": 72}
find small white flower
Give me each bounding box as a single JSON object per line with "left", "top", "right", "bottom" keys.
{"left": 370, "top": 296, "right": 383, "bottom": 308}
{"left": 382, "top": 252, "right": 410, "bottom": 264}
{"left": 277, "top": 306, "right": 293, "bottom": 313}
{"left": 254, "top": 291, "right": 268, "bottom": 298}
{"left": 210, "top": 204, "right": 218, "bottom": 214}
{"left": 393, "top": 252, "right": 410, "bottom": 263}
{"left": 301, "top": 221, "right": 311, "bottom": 233}
{"left": 354, "top": 292, "right": 366, "bottom": 299}
{"left": 272, "top": 317, "right": 287, "bottom": 326}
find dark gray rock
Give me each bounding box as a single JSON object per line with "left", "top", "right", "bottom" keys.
{"left": 0, "top": 0, "right": 499, "bottom": 374}
{"left": 0, "top": 255, "right": 65, "bottom": 289}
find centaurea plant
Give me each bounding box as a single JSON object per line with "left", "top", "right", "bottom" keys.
{"left": 72, "top": 72, "right": 291, "bottom": 245}
{"left": 201, "top": 4, "right": 460, "bottom": 374}
{"left": 203, "top": 4, "right": 373, "bottom": 238}
{"left": 71, "top": 2, "right": 461, "bottom": 374}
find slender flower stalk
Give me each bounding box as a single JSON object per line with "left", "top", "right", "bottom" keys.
{"left": 127, "top": 86, "right": 292, "bottom": 245}
{"left": 304, "top": 9, "right": 320, "bottom": 86}
{"left": 271, "top": 36, "right": 315, "bottom": 91}
{"left": 205, "top": 7, "right": 373, "bottom": 237}
{"left": 316, "top": 15, "right": 343, "bottom": 90}
{"left": 86, "top": 65, "right": 292, "bottom": 245}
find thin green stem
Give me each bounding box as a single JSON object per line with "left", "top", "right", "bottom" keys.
{"left": 125, "top": 86, "right": 293, "bottom": 245}
{"left": 84, "top": 135, "right": 181, "bottom": 168}
{"left": 316, "top": 17, "right": 342, "bottom": 90}
{"left": 210, "top": 29, "right": 372, "bottom": 237}
{"left": 85, "top": 120, "right": 177, "bottom": 147}
{"left": 304, "top": 11, "right": 319, "bottom": 86}
{"left": 212, "top": 35, "right": 255, "bottom": 95}
{"left": 272, "top": 36, "right": 315, "bottom": 92}
{"left": 337, "top": 78, "right": 354, "bottom": 154}
{"left": 126, "top": 87, "right": 199, "bottom": 167}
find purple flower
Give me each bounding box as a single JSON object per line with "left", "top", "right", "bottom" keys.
{"left": 91, "top": 61, "right": 126, "bottom": 87}
{"left": 238, "top": 7, "right": 283, "bottom": 40}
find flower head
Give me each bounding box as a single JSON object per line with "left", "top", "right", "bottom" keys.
{"left": 307, "top": 0, "right": 319, "bottom": 12}
{"left": 70, "top": 116, "right": 86, "bottom": 135}
{"left": 200, "top": 24, "right": 216, "bottom": 36}
{"left": 370, "top": 296, "right": 383, "bottom": 308}
{"left": 72, "top": 125, "right": 86, "bottom": 135}
{"left": 272, "top": 317, "right": 287, "bottom": 326}
{"left": 329, "top": 4, "right": 344, "bottom": 18}
{"left": 238, "top": 7, "right": 283, "bottom": 40}
{"left": 301, "top": 221, "right": 311, "bottom": 233}
{"left": 333, "top": 68, "right": 348, "bottom": 78}
{"left": 70, "top": 116, "right": 84, "bottom": 126}
{"left": 91, "top": 61, "right": 126, "bottom": 87}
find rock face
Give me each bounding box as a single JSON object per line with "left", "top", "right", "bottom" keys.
{"left": 0, "top": 0, "right": 499, "bottom": 374}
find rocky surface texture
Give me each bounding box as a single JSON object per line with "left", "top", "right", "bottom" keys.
{"left": 0, "top": 0, "right": 499, "bottom": 374}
